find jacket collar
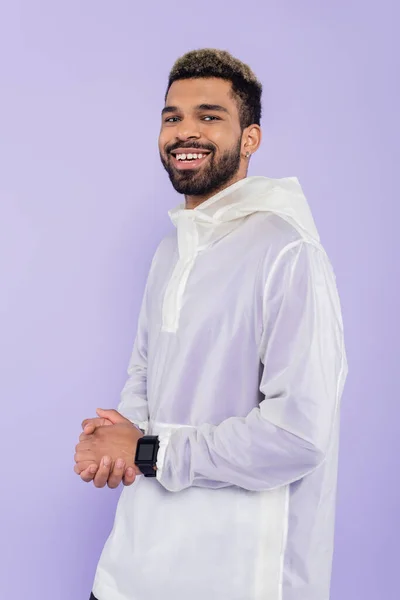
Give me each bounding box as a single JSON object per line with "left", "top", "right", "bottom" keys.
{"left": 168, "top": 176, "right": 319, "bottom": 256}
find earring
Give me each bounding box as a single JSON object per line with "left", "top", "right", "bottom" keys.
{"left": 245, "top": 151, "right": 251, "bottom": 158}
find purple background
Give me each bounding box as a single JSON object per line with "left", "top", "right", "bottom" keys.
{"left": 1, "top": 2, "right": 398, "bottom": 599}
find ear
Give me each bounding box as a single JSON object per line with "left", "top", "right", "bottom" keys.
{"left": 242, "top": 124, "right": 262, "bottom": 159}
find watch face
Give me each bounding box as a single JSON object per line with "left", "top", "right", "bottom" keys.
{"left": 138, "top": 444, "right": 154, "bottom": 461}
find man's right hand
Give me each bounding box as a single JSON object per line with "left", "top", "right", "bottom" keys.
{"left": 75, "top": 408, "right": 138, "bottom": 488}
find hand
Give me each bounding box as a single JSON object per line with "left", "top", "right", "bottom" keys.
{"left": 76, "top": 408, "right": 128, "bottom": 481}
{"left": 81, "top": 407, "right": 118, "bottom": 435}
{"left": 75, "top": 419, "right": 143, "bottom": 488}
{"left": 74, "top": 409, "right": 142, "bottom": 488}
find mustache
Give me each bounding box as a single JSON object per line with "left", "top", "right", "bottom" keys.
{"left": 165, "top": 142, "right": 215, "bottom": 154}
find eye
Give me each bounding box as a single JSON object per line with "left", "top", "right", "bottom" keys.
{"left": 202, "top": 115, "right": 220, "bottom": 122}
{"left": 164, "top": 116, "right": 180, "bottom": 123}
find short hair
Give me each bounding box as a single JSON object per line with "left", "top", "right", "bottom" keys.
{"left": 166, "top": 48, "right": 262, "bottom": 129}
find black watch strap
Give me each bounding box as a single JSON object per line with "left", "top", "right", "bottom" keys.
{"left": 134, "top": 435, "right": 160, "bottom": 478}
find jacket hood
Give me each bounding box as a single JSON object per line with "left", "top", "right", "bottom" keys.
{"left": 168, "top": 176, "right": 320, "bottom": 253}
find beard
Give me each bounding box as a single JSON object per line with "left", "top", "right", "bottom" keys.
{"left": 160, "top": 138, "right": 242, "bottom": 197}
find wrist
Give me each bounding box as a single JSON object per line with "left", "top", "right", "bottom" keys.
{"left": 134, "top": 435, "right": 160, "bottom": 477}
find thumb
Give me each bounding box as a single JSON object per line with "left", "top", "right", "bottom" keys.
{"left": 96, "top": 408, "right": 129, "bottom": 425}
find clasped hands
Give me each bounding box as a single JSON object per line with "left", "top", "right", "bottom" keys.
{"left": 74, "top": 408, "right": 143, "bottom": 488}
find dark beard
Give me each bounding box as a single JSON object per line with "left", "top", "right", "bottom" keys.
{"left": 160, "top": 138, "right": 242, "bottom": 197}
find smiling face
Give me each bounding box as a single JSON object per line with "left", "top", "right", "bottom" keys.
{"left": 159, "top": 78, "right": 252, "bottom": 207}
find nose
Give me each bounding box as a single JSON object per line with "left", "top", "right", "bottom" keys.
{"left": 175, "top": 117, "right": 201, "bottom": 141}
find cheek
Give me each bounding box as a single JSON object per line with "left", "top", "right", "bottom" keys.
{"left": 158, "top": 130, "right": 170, "bottom": 153}
{"left": 205, "top": 126, "right": 235, "bottom": 148}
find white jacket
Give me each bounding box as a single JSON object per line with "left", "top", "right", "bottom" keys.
{"left": 92, "top": 176, "right": 348, "bottom": 600}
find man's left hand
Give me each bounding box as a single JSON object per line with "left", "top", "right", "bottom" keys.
{"left": 75, "top": 422, "right": 143, "bottom": 488}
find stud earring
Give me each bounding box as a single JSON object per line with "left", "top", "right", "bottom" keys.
{"left": 245, "top": 151, "right": 251, "bottom": 158}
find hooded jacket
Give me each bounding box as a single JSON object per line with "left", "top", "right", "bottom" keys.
{"left": 92, "top": 176, "right": 347, "bottom": 600}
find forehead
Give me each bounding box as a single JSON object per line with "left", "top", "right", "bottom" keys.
{"left": 165, "top": 78, "right": 237, "bottom": 113}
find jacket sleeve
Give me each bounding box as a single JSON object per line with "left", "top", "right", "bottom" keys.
{"left": 117, "top": 281, "right": 150, "bottom": 434}
{"left": 156, "top": 241, "right": 347, "bottom": 492}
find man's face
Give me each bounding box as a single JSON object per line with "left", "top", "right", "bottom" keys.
{"left": 159, "top": 78, "right": 244, "bottom": 198}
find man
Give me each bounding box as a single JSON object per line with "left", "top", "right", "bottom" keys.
{"left": 74, "top": 48, "right": 347, "bottom": 600}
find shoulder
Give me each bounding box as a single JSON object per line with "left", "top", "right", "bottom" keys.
{"left": 249, "top": 212, "right": 306, "bottom": 259}
{"left": 249, "top": 212, "right": 338, "bottom": 300}
{"left": 250, "top": 213, "right": 325, "bottom": 278}
{"left": 260, "top": 227, "right": 342, "bottom": 329}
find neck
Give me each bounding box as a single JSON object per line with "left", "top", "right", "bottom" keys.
{"left": 184, "top": 172, "right": 247, "bottom": 210}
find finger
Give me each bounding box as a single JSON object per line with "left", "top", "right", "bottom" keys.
{"left": 74, "top": 450, "right": 96, "bottom": 464}
{"left": 79, "top": 432, "right": 93, "bottom": 442}
{"left": 83, "top": 423, "right": 96, "bottom": 435}
{"left": 107, "top": 458, "right": 126, "bottom": 489}
{"left": 75, "top": 441, "right": 91, "bottom": 452}
{"left": 74, "top": 461, "right": 97, "bottom": 475}
{"left": 123, "top": 467, "right": 137, "bottom": 487}
{"left": 93, "top": 456, "right": 112, "bottom": 488}
{"left": 75, "top": 441, "right": 93, "bottom": 455}
{"left": 80, "top": 464, "right": 99, "bottom": 483}
{"left": 96, "top": 408, "right": 129, "bottom": 425}
{"left": 81, "top": 417, "right": 105, "bottom": 433}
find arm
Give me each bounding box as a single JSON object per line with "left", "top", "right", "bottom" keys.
{"left": 156, "top": 241, "right": 347, "bottom": 493}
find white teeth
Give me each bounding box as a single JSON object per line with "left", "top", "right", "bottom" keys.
{"left": 175, "top": 152, "right": 207, "bottom": 161}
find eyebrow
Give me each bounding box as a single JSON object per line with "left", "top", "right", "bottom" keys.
{"left": 161, "top": 103, "right": 229, "bottom": 116}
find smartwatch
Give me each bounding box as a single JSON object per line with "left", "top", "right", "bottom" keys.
{"left": 134, "top": 435, "right": 160, "bottom": 477}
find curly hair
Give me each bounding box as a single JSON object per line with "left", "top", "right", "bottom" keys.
{"left": 166, "top": 48, "right": 262, "bottom": 129}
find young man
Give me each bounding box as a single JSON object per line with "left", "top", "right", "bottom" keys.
{"left": 75, "top": 49, "right": 347, "bottom": 600}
